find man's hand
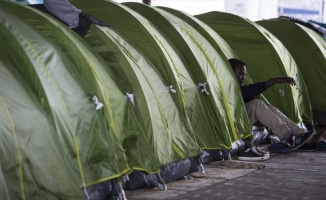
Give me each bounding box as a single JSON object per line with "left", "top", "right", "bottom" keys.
{"left": 265, "top": 76, "right": 296, "bottom": 88}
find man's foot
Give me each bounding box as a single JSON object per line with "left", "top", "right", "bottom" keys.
{"left": 254, "top": 146, "right": 270, "bottom": 159}
{"left": 286, "top": 130, "right": 316, "bottom": 151}
{"left": 237, "top": 147, "right": 269, "bottom": 161}
{"left": 268, "top": 142, "right": 291, "bottom": 154}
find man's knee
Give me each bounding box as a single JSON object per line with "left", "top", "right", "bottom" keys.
{"left": 246, "top": 99, "right": 265, "bottom": 109}
{"left": 245, "top": 99, "right": 270, "bottom": 117}
{"left": 267, "top": 105, "right": 279, "bottom": 113}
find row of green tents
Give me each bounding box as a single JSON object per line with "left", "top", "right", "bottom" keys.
{"left": 1, "top": 0, "right": 325, "bottom": 199}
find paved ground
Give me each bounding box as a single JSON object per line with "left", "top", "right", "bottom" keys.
{"left": 125, "top": 150, "right": 326, "bottom": 200}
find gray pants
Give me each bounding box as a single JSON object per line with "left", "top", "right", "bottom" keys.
{"left": 245, "top": 99, "right": 306, "bottom": 140}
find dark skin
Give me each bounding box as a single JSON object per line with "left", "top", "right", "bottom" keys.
{"left": 233, "top": 65, "right": 296, "bottom": 87}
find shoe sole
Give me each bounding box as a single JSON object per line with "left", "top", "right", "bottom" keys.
{"left": 291, "top": 130, "right": 316, "bottom": 151}
{"left": 261, "top": 153, "right": 270, "bottom": 159}
{"left": 267, "top": 148, "right": 291, "bottom": 154}
{"left": 297, "top": 148, "right": 318, "bottom": 152}
{"left": 237, "top": 156, "right": 269, "bottom": 161}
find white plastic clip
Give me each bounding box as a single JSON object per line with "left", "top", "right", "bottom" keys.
{"left": 92, "top": 95, "right": 104, "bottom": 110}
{"left": 166, "top": 85, "right": 176, "bottom": 93}
{"left": 296, "top": 87, "right": 301, "bottom": 93}
{"left": 196, "top": 82, "right": 209, "bottom": 95}
{"left": 125, "top": 93, "right": 135, "bottom": 107}
{"left": 279, "top": 90, "right": 285, "bottom": 97}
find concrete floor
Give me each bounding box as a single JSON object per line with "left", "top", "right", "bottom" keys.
{"left": 125, "top": 150, "right": 326, "bottom": 200}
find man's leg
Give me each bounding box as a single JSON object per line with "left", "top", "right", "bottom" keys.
{"left": 245, "top": 99, "right": 290, "bottom": 140}
{"left": 267, "top": 105, "right": 306, "bottom": 134}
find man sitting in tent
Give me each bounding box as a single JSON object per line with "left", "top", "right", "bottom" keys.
{"left": 228, "top": 58, "right": 315, "bottom": 155}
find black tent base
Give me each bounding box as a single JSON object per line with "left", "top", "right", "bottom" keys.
{"left": 123, "top": 157, "right": 202, "bottom": 190}
{"left": 83, "top": 179, "right": 126, "bottom": 200}
{"left": 123, "top": 127, "right": 269, "bottom": 191}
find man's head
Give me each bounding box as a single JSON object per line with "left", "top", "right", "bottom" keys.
{"left": 228, "top": 58, "right": 247, "bottom": 86}
{"left": 142, "top": 0, "right": 151, "bottom": 5}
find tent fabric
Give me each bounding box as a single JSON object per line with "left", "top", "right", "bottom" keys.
{"left": 123, "top": 3, "right": 253, "bottom": 146}
{"left": 156, "top": 6, "right": 261, "bottom": 129}
{"left": 70, "top": 0, "right": 236, "bottom": 149}
{"left": 70, "top": 0, "right": 197, "bottom": 120}
{"left": 1, "top": 1, "right": 205, "bottom": 198}
{"left": 1, "top": 0, "right": 317, "bottom": 199}
{"left": 84, "top": 24, "right": 201, "bottom": 168}
{"left": 277, "top": 16, "right": 326, "bottom": 38}
{"left": 0, "top": 1, "right": 131, "bottom": 199}
{"left": 157, "top": 7, "right": 237, "bottom": 64}
{"left": 257, "top": 18, "right": 326, "bottom": 114}
{"left": 0, "top": 60, "right": 83, "bottom": 199}
{"left": 196, "top": 11, "right": 313, "bottom": 123}
{"left": 158, "top": 6, "right": 270, "bottom": 106}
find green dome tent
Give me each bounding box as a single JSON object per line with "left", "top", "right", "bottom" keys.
{"left": 196, "top": 12, "right": 313, "bottom": 124}
{"left": 1, "top": 0, "right": 204, "bottom": 196}
{"left": 155, "top": 6, "right": 269, "bottom": 146}
{"left": 69, "top": 0, "right": 247, "bottom": 150}
{"left": 157, "top": 7, "right": 238, "bottom": 66}
{"left": 0, "top": 59, "right": 84, "bottom": 200}
{"left": 123, "top": 3, "right": 253, "bottom": 148}
{"left": 158, "top": 7, "right": 263, "bottom": 93}
{"left": 0, "top": 1, "right": 131, "bottom": 199}
{"left": 83, "top": 25, "right": 202, "bottom": 170}
{"left": 6, "top": 0, "right": 318, "bottom": 199}
{"left": 257, "top": 18, "right": 326, "bottom": 123}
{"left": 68, "top": 0, "right": 203, "bottom": 183}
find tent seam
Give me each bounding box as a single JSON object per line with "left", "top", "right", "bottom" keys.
{"left": 14, "top": 29, "right": 87, "bottom": 187}
{"left": 0, "top": 96, "right": 26, "bottom": 200}
{"left": 182, "top": 26, "right": 239, "bottom": 141}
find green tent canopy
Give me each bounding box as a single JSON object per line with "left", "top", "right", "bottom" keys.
{"left": 84, "top": 25, "right": 201, "bottom": 169}
{"left": 3, "top": 0, "right": 320, "bottom": 199}
{"left": 1, "top": 1, "right": 205, "bottom": 197}
{"left": 71, "top": 1, "right": 233, "bottom": 149}
{"left": 156, "top": 6, "right": 272, "bottom": 127}
{"left": 124, "top": 3, "right": 253, "bottom": 148}
{"left": 23, "top": 1, "right": 201, "bottom": 176}
{"left": 0, "top": 1, "right": 130, "bottom": 199}
{"left": 157, "top": 7, "right": 237, "bottom": 65}
{"left": 196, "top": 11, "right": 313, "bottom": 124}
{"left": 257, "top": 18, "right": 326, "bottom": 120}
{"left": 70, "top": 0, "right": 204, "bottom": 154}
{"left": 0, "top": 58, "right": 84, "bottom": 199}
{"left": 158, "top": 7, "right": 263, "bottom": 94}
